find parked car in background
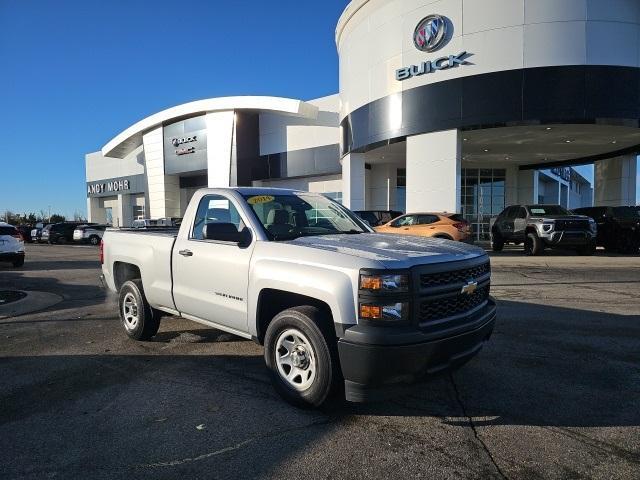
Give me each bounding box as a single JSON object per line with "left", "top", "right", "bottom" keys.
{"left": 42, "top": 222, "right": 87, "bottom": 244}
{"left": 16, "top": 225, "right": 34, "bottom": 243}
{"left": 573, "top": 206, "right": 640, "bottom": 253}
{"left": 131, "top": 218, "right": 181, "bottom": 229}
{"left": 375, "top": 212, "right": 473, "bottom": 243}
{"left": 30, "top": 222, "right": 46, "bottom": 242}
{"left": 491, "top": 204, "right": 597, "bottom": 256}
{"left": 0, "top": 222, "right": 25, "bottom": 267}
{"left": 35, "top": 224, "right": 53, "bottom": 243}
{"left": 354, "top": 210, "right": 403, "bottom": 227}
{"left": 73, "top": 224, "right": 108, "bottom": 245}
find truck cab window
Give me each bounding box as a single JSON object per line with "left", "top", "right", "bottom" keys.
{"left": 192, "top": 195, "right": 243, "bottom": 240}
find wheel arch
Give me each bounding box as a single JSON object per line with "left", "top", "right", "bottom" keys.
{"left": 113, "top": 262, "right": 142, "bottom": 290}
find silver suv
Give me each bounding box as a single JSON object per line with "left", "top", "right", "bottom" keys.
{"left": 491, "top": 204, "right": 597, "bottom": 256}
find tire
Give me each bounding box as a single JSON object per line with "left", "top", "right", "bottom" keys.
{"left": 57, "top": 237, "right": 67, "bottom": 245}
{"left": 118, "top": 279, "right": 161, "bottom": 341}
{"left": 12, "top": 257, "right": 24, "bottom": 268}
{"left": 524, "top": 232, "right": 543, "bottom": 256}
{"left": 491, "top": 231, "right": 504, "bottom": 252}
{"left": 577, "top": 242, "right": 596, "bottom": 256}
{"left": 264, "top": 306, "right": 338, "bottom": 408}
{"left": 89, "top": 235, "right": 100, "bottom": 246}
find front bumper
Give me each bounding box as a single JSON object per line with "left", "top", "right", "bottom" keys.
{"left": 338, "top": 300, "right": 496, "bottom": 402}
{"left": 541, "top": 230, "right": 596, "bottom": 246}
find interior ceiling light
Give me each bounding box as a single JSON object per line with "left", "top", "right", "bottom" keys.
{"left": 483, "top": 148, "right": 490, "bottom": 152}
{"left": 545, "top": 127, "right": 552, "bottom": 131}
{"left": 565, "top": 139, "right": 573, "bottom": 143}
{"left": 611, "top": 140, "right": 618, "bottom": 144}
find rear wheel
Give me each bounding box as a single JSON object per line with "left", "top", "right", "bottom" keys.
{"left": 118, "top": 280, "right": 161, "bottom": 340}
{"left": 57, "top": 236, "right": 67, "bottom": 245}
{"left": 89, "top": 235, "right": 100, "bottom": 246}
{"left": 524, "top": 232, "right": 543, "bottom": 256}
{"left": 491, "top": 230, "right": 504, "bottom": 252}
{"left": 12, "top": 257, "right": 24, "bottom": 268}
{"left": 264, "top": 306, "right": 338, "bottom": 408}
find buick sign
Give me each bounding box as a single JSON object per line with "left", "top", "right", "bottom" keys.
{"left": 396, "top": 51, "right": 471, "bottom": 81}
{"left": 414, "top": 15, "right": 447, "bottom": 52}
{"left": 171, "top": 135, "right": 197, "bottom": 147}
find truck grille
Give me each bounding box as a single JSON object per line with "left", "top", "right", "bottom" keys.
{"left": 420, "top": 262, "right": 490, "bottom": 289}
{"left": 419, "top": 285, "right": 490, "bottom": 322}
{"left": 555, "top": 220, "right": 590, "bottom": 231}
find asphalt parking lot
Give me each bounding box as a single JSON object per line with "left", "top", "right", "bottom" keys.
{"left": 1, "top": 244, "right": 639, "bottom": 479}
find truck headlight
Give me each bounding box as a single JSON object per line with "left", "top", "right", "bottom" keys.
{"left": 542, "top": 221, "right": 555, "bottom": 232}
{"left": 359, "top": 302, "right": 408, "bottom": 321}
{"left": 359, "top": 273, "right": 409, "bottom": 292}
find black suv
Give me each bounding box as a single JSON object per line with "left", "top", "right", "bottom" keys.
{"left": 44, "top": 222, "right": 87, "bottom": 245}
{"left": 573, "top": 206, "right": 640, "bottom": 253}
{"left": 491, "top": 204, "right": 597, "bottom": 256}
{"left": 354, "top": 210, "right": 403, "bottom": 227}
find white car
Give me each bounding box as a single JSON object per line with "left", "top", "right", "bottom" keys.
{"left": 131, "top": 218, "right": 179, "bottom": 229}
{"left": 73, "top": 225, "right": 108, "bottom": 245}
{"left": 0, "top": 222, "right": 25, "bottom": 267}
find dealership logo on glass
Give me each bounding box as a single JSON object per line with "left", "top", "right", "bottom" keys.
{"left": 414, "top": 15, "right": 447, "bottom": 52}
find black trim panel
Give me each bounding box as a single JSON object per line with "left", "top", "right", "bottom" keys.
{"left": 341, "top": 65, "right": 640, "bottom": 156}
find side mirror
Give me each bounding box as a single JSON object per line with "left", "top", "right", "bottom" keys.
{"left": 203, "top": 223, "right": 252, "bottom": 247}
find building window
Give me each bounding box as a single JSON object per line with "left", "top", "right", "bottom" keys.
{"left": 461, "top": 168, "right": 506, "bottom": 242}
{"left": 323, "top": 192, "right": 343, "bottom": 204}
{"left": 104, "top": 208, "right": 113, "bottom": 226}
{"left": 132, "top": 205, "right": 145, "bottom": 220}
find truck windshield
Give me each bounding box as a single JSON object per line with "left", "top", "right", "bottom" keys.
{"left": 242, "top": 193, "right": 369, "bottom": 241}
{"left": 528, "top": 205, "right": 570, "bottom": 216}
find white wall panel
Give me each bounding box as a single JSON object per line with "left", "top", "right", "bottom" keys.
{"left": 586, "top": 22, "right": 639, "bottom": 67}
{"left": 463, "top": 0, "right": 524, "bottom": 35}
{"left": 524, "top": 21, "right": 586, "bottom": 68}
{"left": 586, "top": 0, "right": 640, "bottom": 23}
{"left": 525, "top": 0, "right": 586, "bottom": 24}
{"left": 205, "top": 111, "right": 235, "bottom": 188}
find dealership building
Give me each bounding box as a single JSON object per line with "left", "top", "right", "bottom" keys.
{"left": 86, "top": 0, "right": 637, "bottom": 240}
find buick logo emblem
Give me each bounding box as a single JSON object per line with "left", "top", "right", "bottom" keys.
{"left": 414, "top": 15, "right": 448, "bottom": 52}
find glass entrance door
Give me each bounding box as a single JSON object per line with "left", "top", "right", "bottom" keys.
{"left": 461, "top": 169, "right": 506, "bottom": 241}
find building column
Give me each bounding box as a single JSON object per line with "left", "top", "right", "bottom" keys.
{"left": 406, "top": 129, "right": 461, "bottom": 213}
{"left": 341, "top": 153, "right": 366, "bottom": 210}
{"left": 517, "top": 170, "right": 539, "bottom": 204}
{"left": 116, "top": 194, "right": 133, "bottom": 228}
{"left": 595, "top": 155, "right": 637, "bottom": 206}
{"left": 206, "top": 111, "right": 235, "bottom": 188}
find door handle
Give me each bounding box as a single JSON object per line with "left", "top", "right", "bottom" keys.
{"left": 179, "top": 249, "right": 193, "bottom": 257}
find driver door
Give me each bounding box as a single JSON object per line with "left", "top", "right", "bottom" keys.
{"left": 172, "top": 193, "right": 255, "bottom": 335}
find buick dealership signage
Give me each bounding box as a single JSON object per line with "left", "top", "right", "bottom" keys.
{"left": 414, "top": 15, "right": 448, "bottom": 52}
{"left": 396, "top": 15, "right": 471, "bottom": 81}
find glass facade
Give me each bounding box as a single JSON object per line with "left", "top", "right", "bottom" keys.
{"left": 461, "top": 168, "right": 506, "bottom": 241}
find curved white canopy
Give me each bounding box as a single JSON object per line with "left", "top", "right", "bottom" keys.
{"left": 102, "top": 96, "right": 319, "bottom": 158}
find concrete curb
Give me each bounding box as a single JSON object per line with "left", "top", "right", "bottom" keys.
{"left": 0, "top": 291, "right": 63, "bottom": 319}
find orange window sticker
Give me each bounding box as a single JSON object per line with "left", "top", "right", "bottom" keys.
{"left": 247, "top": 195, "right": 275, "bottom": 205}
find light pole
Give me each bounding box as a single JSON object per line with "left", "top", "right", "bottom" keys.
{"left": 48, "top": 205, "right": 51, "bottom": 222}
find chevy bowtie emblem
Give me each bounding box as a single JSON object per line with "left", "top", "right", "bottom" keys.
{"left": 461, "top": 280, "right": 478, "bottom": 295}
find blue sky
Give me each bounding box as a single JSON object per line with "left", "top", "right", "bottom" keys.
{"left": 0, "top": 0, "right": 347, "bottom": 218}
{"left": 0, "top": 1, "right": 637, "bottom": 218}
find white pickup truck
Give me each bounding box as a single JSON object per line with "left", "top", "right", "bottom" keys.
{"left": 101, "top": 188, "right": 496, "bottom": 406}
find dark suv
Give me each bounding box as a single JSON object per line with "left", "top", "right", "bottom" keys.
{"left": 43, "top": 222, "right": 87, "bottom": 245}
{"left": 573, "top": 206, "right": 640, "bottom": 253}
{"left": 491, "top": 204, "right": 597, "bottom": 256}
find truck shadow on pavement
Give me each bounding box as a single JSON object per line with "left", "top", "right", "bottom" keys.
{"left": 1, "top": 299, "right": 639, "bottom": 478}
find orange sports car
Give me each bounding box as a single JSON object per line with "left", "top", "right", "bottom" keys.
{"left": 375, "top": 212, "right": 473, "bottom": 243}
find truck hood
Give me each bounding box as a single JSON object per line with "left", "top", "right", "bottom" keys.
{"left": 285, "top": 233, "right": 486, "bottom": 269}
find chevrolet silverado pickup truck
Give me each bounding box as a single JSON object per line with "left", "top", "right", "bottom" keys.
{"left": 101, "top": 188, "right": 496, "bottom": 407}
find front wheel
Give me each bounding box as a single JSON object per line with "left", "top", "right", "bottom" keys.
{"left": 118, "top": 280, "right": 161, "bottom": 340}
{"left": 524, "top": 232, "right": 544, "bottom": 256}
{"left": 12, "top": 257, "right": 24, "bottom": 268}
{"left": 264, "top": 306, "right": 338, "bottom": 408}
